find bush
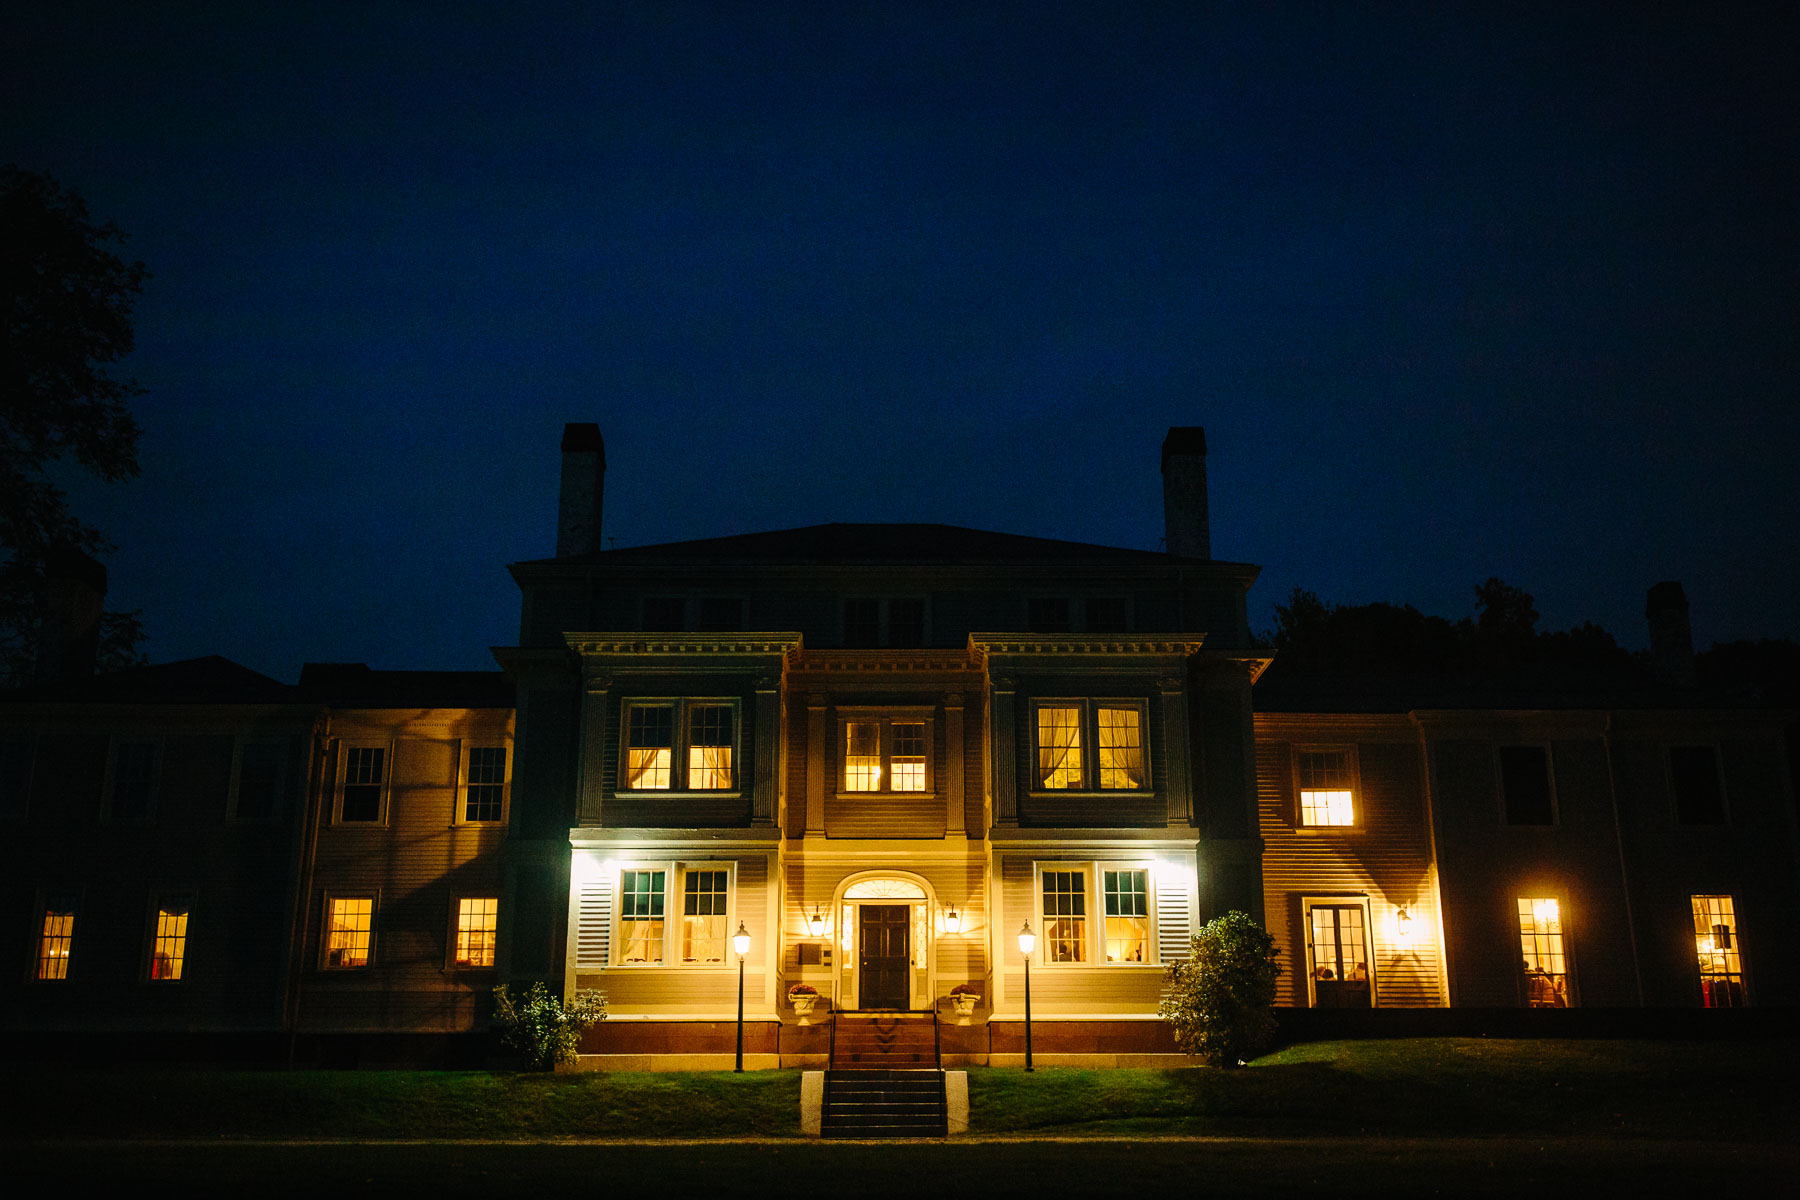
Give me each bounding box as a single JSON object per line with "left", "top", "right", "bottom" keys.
{"left": 491, "top": 983, "right": 607, "bottom": 1070}
{"left": 1159, "top": 910, "right": 1281, "bottom": 1067}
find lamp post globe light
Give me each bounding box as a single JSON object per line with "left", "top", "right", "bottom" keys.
{"left": 734, "top": 920, "right": 751, "bottom": 1073}
{"left": 1018, "top": 920, "right": 1036, "bottom": 1072}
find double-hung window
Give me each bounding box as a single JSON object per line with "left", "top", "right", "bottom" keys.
{"left": 840, "top": 712, "right": 932, "bottom": 793}
{"left": 338, "top": 744, "right": 389, "bottom": 823}
{"left": 1034, "top": 863, "right": 1156, "bottom": 965}
{"left": 613, "top": 863, "right": 735, "bottom": 966}
{"left": 1517, "top": 896, "right": 1572, "bottom": 1007}
{"left": 1692, "top": 895, "right": 1746, "bottom": 1007}
{"left": 453, "top": 897, "right": 499, "bottom": 968}
{"left": 1500, "top": 745, "right": 1555, "bottom": 825}
{"left": 36, "top": 894, "right": 76, "bottom": 981}
{"left": 150, "top": 895, "right": 192, "bottom": 981}
{"left": 1032, "top": 700, "right": 1148, "bottom": 792}
{"left": 621, "top": 700, "right": 739, "bottom": 793}
{"left": 460, "top": 744, "right": 510, "bottom": 823}
{"left": 1670, "top": 746, "right": 1727, "bottom": 825}
{"left": 108, "top": 738, "right": 159, "bottom": 820}
{"left": 324, "top": 895, "right": 375, "bottom": 968}
{"left": 1296, "top": 748, "right": 1357, "bottom": 827}
{"left": 229, "top": 739, "right": 284, "bottom": 820}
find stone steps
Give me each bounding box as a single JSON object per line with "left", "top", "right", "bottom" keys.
{"left": 821, "top": 1068, "right": 946, "bottom": 1138}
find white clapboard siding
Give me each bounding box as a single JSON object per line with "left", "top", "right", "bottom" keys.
{"left": 576, "top": 877, "right": 612, "bottom": 969}
{"left": 1157, "top": 885, "right": 1192, "bottom": 963}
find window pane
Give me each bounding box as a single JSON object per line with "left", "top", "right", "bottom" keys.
{"left": 1037, "top": 706, "right": 1083, "bottom": 789}
{"left": 112, "top": 741, "right": 157, "bottom": 819}
{"left": 1104, "top": 870, "right": 1149, "bottom": 962}
{"left": 888, "top": 599, "right": 925, "bottom": 647}
{"left": 625, "top": 707, "right": 673, "bottom": 789}
{"left": 642, "top": 597, "right": 685, "bottom": 631}
{"left": 843, "top": 599, "right": 881, "bottom": 647}
{"left": 466, "top": 746, "right": 506, "bottom": 820}
{"left": 845, "top": 721, "right": 881, "bottom": 791}
{"left": 890, "top": 722, "right": 926, "bottom": 792}
{"left": 327, "top": 898, "right": 372, "bottom": 968}
{"left": 1670, "top": 746, "right": 1725, "bottom": 825}
{"left": 455, "top": 897, "right": 498, "bottom": 967}
{"left": 1500, "top": 746, "right": 1554, "bottom": 825}
{"left": 1027, "top": 597, "right": 1070, "bottom": 633}
{"left": 152, "top": 899, "right": 191, "bottom": 980}
{"left": 1041, "top": 870, "right": 1088, "bottom": 963}
{"left": 0, "top": 739, "right": 35, "bottom": 820}
{"left": 235, "top": 742, "right": 282, "bottom": 819}
{"left": 687, "top": 706, "right": 734, "bottom": 790}
{"left": 697, "top": 597, "right": 743, "bottom": 631}
{"left": 1309, "top": 905, "right": 1369, "bottom": 984}
{"left": 1097, "top": 707, "right": 1144, "bottom": 789}
{"left": 341, "top": 747, "right": 384, "bottom": 821}
{"left": 682, "top": 870, "right": 729, "bottom": 962}
{"left": 1517, "top": 897, "right": 1569, "bottom": 1007}
{"left": 37, "top": 901, "right": 75, "bottom": 980}
{"left": 1692, "top": 895, "right": 1745, "bottom": 1007}
{"left": 618, "top": 871, "right": 665, "bottom": 963}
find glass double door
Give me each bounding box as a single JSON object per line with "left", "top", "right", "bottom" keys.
{"left": 1308, "top": 904, "right": 1371, "bottom": 1008}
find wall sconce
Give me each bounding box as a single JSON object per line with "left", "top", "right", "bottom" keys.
{"left": 1395, "top": 906, "right": 1413, "bottom": 945}
{"left": 944, "top": 907, "right": 961, "bottom": 934}
{"left": 808, "top": 906, "right": 825, "bottom": 938}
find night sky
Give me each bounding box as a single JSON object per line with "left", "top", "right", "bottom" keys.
{"left": 8, "top": 4, "right": 1796, "bottom": 680}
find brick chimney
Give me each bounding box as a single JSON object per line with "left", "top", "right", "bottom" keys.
{"left": 1645, "top": 580, "right": 1697, "bottom": 689}
{"left": 556, "top": 423, "right": 606, "bottom": 557}
{"left": 1161, "top": 426, "right": 1211, "bottom": 559}
{"left": 36, "top": 546, "right": 107, "bottom": 682}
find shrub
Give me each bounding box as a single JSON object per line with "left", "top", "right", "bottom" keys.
{"left": 491, "top": 983, "right": 607, "bottom": 1071}
{"left": 1158, "top": 910, "right": 1282, "bottom": 1068}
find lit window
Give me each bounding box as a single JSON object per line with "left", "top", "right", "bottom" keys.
{"left": 682, "top": 870, "right": 729, "bottom": 963}
{"left": 455, "top": 897, "right": 498, "bottom": 968}
{"left": 1670, "top": 747, "right": 1726, "bottom": 825}
{"left": 841, "top": 716, "right": 931, "bottom": 793}
{"left": 151, "top": 898, "right": 191, "bottom": 981}
{"left": 326, "top": 897, "right": 373, "bottom": 968}
{"left": 1103, "top": 869, "right": 1149, "bottom": 962}
{"left": 1500, "top": 746, "right": 1555, "bottom": 825}
{"left": 622, "top": 701, "right": 738, "bottom": 792}
{"left": 618, "top": 870, "right": 666, "bottom": 963}
{"left": 1517, "top": 897, "right": 1570, "bottom": 1007}
{"left": 465, "top": 747, "right": 507, "bottom": 822}
{"left": 1042, "top": 870, "right": 1088, "bottom": 963}
{"left": 1692, "top": 895, "right": 1745, "bottom": 1007}
{"left": 1037, "top": 706, "right": 1083, "bottom": 789}
{"left": 36, "top": 899, "right": 75, "bottom": 981}
{"left": 110, "top": 740, "right": 158, "bottom": 819}
{"left": 1297, "top": 749, "right": 1356, "bottom": 826}
{"left": 1096, "top": 707, "right": 1144, "bottom": 790}
{"left": 1034, "top": 701, "right": 1149, "bottom": 791}
{"left": 686, "top": 706, "right": 734, "bottom": 790}
{"left": 340, "top": 746, "right": 386, "bottom": 822}
{"left": 612, "top": 864, "right": 735, "bottom": 967}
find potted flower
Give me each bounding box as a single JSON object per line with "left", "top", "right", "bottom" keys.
{"left": 949, "top": 983, "right": 980, "bottom": 1018}
{"left": 788, "top": 983, "right": 819, "bottom": 1017}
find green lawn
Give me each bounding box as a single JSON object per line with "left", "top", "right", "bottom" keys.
{"left": 967, "top": 1037, "right": 1799, "bottom": 1141}
{"left": 9, "top": 1038, "right": 1796, "bottom": 1144}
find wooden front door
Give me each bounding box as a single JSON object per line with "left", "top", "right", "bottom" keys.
{"left": 858, "top": 904, "right": 911, "bottom": 1010}
{"left": 1308, "top": 904, "right": 1371, "bottom": 1009}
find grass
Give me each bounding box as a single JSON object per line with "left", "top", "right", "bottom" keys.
{"left": 966, "top": 1037, "right": 1800, "bottom": 1140}
{"left": 8, "top": 1038, "right": 1796, "bottom": 1145}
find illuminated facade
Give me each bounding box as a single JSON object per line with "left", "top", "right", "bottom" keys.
{"left": 1, "top": 424, "right": 1794, "bottom": 1064}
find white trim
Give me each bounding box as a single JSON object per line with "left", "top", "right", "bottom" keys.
{"left": 1031, "top": 859, "right": 1162, "bottom": 968}
{"left": 455, "top": 739, "right": 513, "bottom": 825}
{"left": 608, "top": 859, "right": 739, "bottom": 969}
{"left": 333, "top": 739, "right": 393, "bottom": 826}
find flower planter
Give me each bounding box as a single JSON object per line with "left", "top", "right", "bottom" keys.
{"left": 791, "top": 994, "right": 818, "bottom": 1018}
{"left": 950, "top": 993, "right": 978, "bottom": 1018}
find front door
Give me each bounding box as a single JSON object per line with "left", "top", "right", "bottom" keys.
{"left": 1308, "top": 904, "right": 1371, "bottom": 1008}
{"left": 858, "top": 904, "right": 910, "bottom": 1010}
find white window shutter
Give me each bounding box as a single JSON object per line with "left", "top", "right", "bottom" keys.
{"left": 576, "top": 877, "right": 612, "bottom": 969}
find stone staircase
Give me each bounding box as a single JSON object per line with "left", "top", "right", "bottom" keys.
{"left": 821, "top": 1014, "right": 946, "bottom": 1138}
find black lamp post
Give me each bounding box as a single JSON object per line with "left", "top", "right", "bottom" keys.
{"left": 733, "top": 920, "right": 750, "bottom": 1073}
{"left": 1018, "top": 920, "right": 1036, "bottom": 1072}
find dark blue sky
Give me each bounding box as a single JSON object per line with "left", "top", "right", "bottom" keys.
{"left": 8, "top": 4, "right": 1796, "bottom": 679}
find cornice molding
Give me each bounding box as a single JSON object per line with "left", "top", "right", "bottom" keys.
{"left": 788, "top": 649, "right": 981, "bottom": 673}
{"left": 968, "top": 633, "right": 1208, "bottom": 658}
{"left": 563, "top": 633, "right": 803, "bottom": 658}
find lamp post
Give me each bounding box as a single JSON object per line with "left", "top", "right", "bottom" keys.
{"left": 1018, "top": 920, "right": 1036, "bottom": 1072}
{"left": 733, "top": 920, "right": 751, "bottom": 1073}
